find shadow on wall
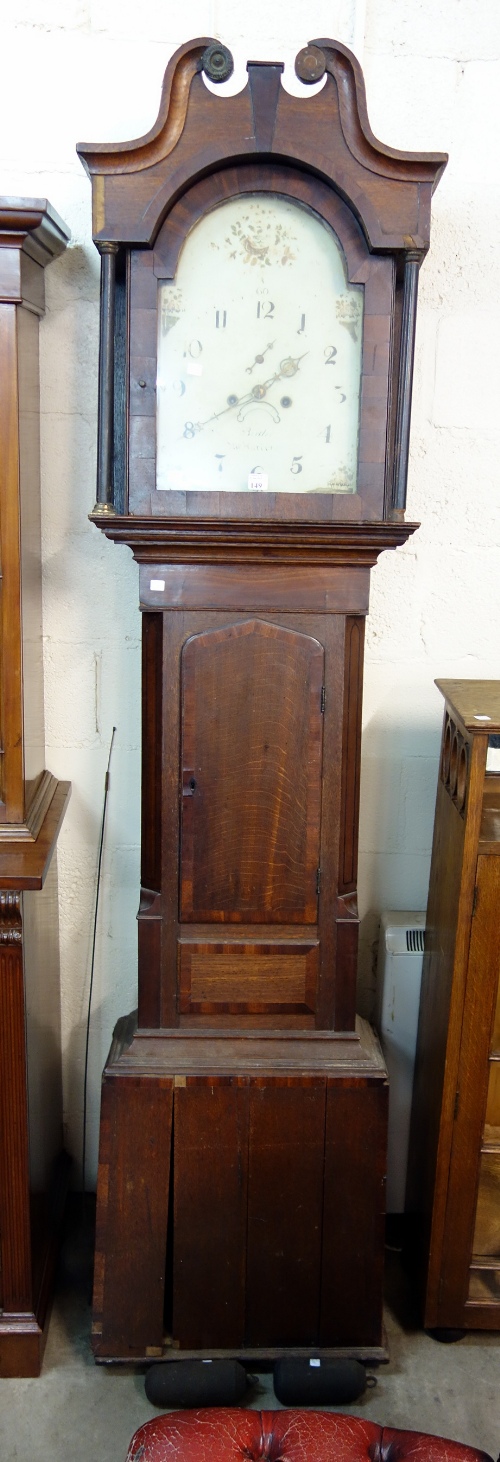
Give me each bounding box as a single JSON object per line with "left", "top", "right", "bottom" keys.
{"left": 41, "top": 241, "right": 100, "bottom": 542}
{"left": 64, "top": 989, "right": 121, "bottom": 1195}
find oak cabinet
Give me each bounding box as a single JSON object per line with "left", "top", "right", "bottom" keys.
{"left": 407, "top": 681, "right": 500, "bottom": 1331}
{"left": 0, "top": 199, "right": 70, "bottom": 1375}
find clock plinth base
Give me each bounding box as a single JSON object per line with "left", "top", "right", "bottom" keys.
{"left": 94, "top": 1342, "right": 389, "bottom": 1367}
{"left": 92, "top": 1015, "right": 388, "bottom": 1362}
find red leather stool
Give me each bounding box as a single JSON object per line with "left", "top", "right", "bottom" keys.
{"left": 125, "top": 1409, "right": 493, "bottom": 1462}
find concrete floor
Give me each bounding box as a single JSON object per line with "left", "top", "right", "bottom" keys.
{"left": 0, "top": 1214, "right": 499, "bottom": 1462}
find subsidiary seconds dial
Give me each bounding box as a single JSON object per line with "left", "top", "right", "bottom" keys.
{"left": 156, "top": 194, "right": 363, "bottom": 495}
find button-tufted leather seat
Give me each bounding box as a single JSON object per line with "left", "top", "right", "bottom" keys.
{"left": 125, "top": 1409, "right": 494, "bottom": 1462}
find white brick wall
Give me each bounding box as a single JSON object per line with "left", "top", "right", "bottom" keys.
{"left": 1, "top": 0, "right": 498, "bottom": 1181}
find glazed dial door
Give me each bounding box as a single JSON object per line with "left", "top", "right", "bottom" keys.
{"left": 156, "top": 194, "right": 363, "bottom": 495}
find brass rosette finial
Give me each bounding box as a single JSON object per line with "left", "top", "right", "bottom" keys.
{"left": 295, "top": 45, "right": 326, "bottom": 84}
{"left": 202, "top": 43, "right": 234, "bottom": 83}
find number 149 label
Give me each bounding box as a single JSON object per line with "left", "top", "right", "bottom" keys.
{"left": 248, "top": 470, "right": 269, "bottom": 491}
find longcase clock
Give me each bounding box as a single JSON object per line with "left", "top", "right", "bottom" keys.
{"left": 78, "top": 38, "right": 446, "bottom": 1362}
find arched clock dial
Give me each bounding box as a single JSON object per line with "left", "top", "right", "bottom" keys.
{"left": 156, "top": 194, "right": 363, "bottom": 495}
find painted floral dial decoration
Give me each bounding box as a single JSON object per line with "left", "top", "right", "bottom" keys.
{"left": 156, "top": 194, "right": 363, "bottom": 495}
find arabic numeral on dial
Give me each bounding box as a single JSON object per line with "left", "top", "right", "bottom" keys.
{"left": 188, "top": 340, "right": 203, "bottom": 358}
{"left": 290, "top": 456, "right": 303, "bottom": 475}
{"left": 183, "top": 421, "right": 196, "bottom": 439}
{"left": 257, "top": 300, "right": 275, "bottom": 319}
{"left": 215, "top": 454, "right": 225, "bottom": 472}
{"left": 324, "top": 345, "right": 337, "bottom": 365}
{"left": 172, "top": 379, "right": 186, "bottom": 397}
{"left": 215, "top": 310, "right": 227, "bottom": 329}
{"left": 325, "top": 424, "right": 331, "bottom": 443}
{"left": 298, "top": 313, "right": 306, "bottom": 334}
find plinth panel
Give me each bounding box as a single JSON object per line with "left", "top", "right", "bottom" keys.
{"left": 92, "top": 1019, "right": 388, "bottom": 1360}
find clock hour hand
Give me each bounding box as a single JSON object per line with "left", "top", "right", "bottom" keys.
{"left": 256, "top": 352, "right": 309, "bottom": 393}
{"left": 245, "top": 341, "right": 275, "bottom": 374}
{"left": 272, "top": 351, "right": 309, "bottom": 382}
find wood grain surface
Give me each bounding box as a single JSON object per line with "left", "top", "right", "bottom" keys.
{"left": 0, "top": 781, "right": 70, "bottom": 891}
{"left": 0, "top": 202, "right": 69, "bottom": 1378}
{"left": 94, "top": 1073, "right": 173, "bottom": 1358}
{"left": 407, "top": 684, "right": 500, "bottom": 1331}
{"left": 320, "top": 1077, "right": 387, "bottom": 1346}
{"left": 180, "top": 619, "right": 323, "bottom": 924}
{"left": 436, "top": 680, "right": 500, "bottom": 735}
{"left": 172, "top": 1079, "right": 249, "bottom": 1348}
{"left": 136, "top": 605, "right": 365, "bottom": 1030}
{"left": 245, "top": 1079, "right": 326, "bottom": 1345}
{"left": 78, "top": 38, "right": 446, "bottom": 252}
{"left": 92, "top": 1018, "right": 388, "bottom": 1358}
{"left": 0, "top": 932, "right": 32, "bottom": 1313}
{"left": 437, "top": 854, "right": 500, "bottom": 1322}
{"left": 0, "top": 304, "right": 23, "bottom": 821}
{"left": 179, "top": 940, "right": 318, "bottom": 1016}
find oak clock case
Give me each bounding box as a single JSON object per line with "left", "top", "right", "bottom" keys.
{"left": 78, "top": 39, "right": 446, "bottom": 1361}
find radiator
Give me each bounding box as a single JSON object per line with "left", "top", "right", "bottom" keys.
{"left": 375, "top": 911, "right": 426, "bottom": 1213}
